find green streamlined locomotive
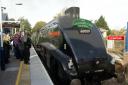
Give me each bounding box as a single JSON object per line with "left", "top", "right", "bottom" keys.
{"left": 32, "top": 7, "right": 116, "bottom": 85}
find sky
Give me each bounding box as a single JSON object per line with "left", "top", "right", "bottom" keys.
{"left": 1, "top": 0, "right": 128, "bottom": 30}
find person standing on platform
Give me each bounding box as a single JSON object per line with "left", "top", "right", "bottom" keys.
{"left": 19, "top": 31, "right": 25, "bottom": 61}
{"left": 13, "top": 33, "right": 21, "bottom": 59}
{"left": 0, "top": 33, "right": 5, "bottom": 71}
{"left": 23, "top": 32, "right": 32, "bottom": 64}
{"left": 3, "top": 33, "right": 11, "bottom": 64}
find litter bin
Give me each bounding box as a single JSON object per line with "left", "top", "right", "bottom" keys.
{"left": 0, "top": 47, "right": 5, "bottom": 71}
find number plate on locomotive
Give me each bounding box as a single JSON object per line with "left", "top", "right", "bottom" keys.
{"left": 79, "top": 29, "right": 91, "bottom": 34}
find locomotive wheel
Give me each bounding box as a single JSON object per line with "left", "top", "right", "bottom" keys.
{"left": 70, "top": 79, "right": 81, "bottom": 85}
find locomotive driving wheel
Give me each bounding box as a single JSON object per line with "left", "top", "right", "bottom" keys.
{"left": 70, "top": 79, "right": 81, "bottom": 85}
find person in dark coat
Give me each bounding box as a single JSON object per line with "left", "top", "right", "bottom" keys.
{"left": 13, "top": 33, "right": 21, "bottom": 59}
{"left": 3, "top": 33, "right": 11, "bottom": 64}
{"left": 18, "top": 31, "right": 24, "bottom": 61}
{"left": 23, "top": 32, "right": 31, "bottom": 64}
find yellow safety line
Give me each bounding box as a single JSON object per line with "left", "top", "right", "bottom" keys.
{"left": 15, "top": 61, "right": 23, "bottom": 85}
{"left": 26, "top": 64, "right": 31, "bottom": 85}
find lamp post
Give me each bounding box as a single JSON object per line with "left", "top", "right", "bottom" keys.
{"left": 0, "top": 6, "right": 6, "bottom": 47}
{"left": 15, "top": 3, "right": 23, "bottom": 32}
{"left": 0, "top": 1, "right": 5, "bottom": 71}
{"left": 125, "top": 22, "right": 128, "bottom": 55}
{"left": 0, "top": 2, "right": 2, "bottom": 47}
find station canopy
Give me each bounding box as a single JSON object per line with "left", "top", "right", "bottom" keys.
{"left": 2, "top": 21, "right": 20, "bottom": 28}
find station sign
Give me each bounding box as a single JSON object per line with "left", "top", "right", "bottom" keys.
{"left": 107, "top": 36, "right": 124, "bottom": 40}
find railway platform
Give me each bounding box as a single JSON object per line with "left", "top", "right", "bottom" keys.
{"left": 0, "top": 46, "right": 53, "bottom": 85}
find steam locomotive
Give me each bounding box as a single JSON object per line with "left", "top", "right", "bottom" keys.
{"left": 32, "top": 7, "right": 116, "bottom": 85}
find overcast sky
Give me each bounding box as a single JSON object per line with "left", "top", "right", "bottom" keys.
{"left": 1, "top": 0, "right": 128, "bottom": 29}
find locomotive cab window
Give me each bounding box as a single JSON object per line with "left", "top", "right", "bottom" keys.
{"left": 47, "top": 24, "right": 63, "bottom": 48}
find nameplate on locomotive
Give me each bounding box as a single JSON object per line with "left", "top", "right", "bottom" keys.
{"left": 79, "top": 29, "right": 91, "bottom": 34}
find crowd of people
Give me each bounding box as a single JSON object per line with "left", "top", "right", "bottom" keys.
{"left": 12, "top": 31, "right": 32, "bottom": 64}
{"left": 0, "top": 31, "right": 32, "bottom": 70}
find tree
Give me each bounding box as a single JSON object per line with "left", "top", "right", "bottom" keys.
{"left": 32, "top": 21, "right": 46, "bottom": 32}
{"left": 95, "top": 16, "right": 109, "bottom": 30}
{"left": 109, "top": 28, "right": 126, "bottom": 55}
{"left": 19, "top": 18, "right": 31, "bottom": 33}
{"left": 111, "top": 28, "right": 126, "bottom": 36}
